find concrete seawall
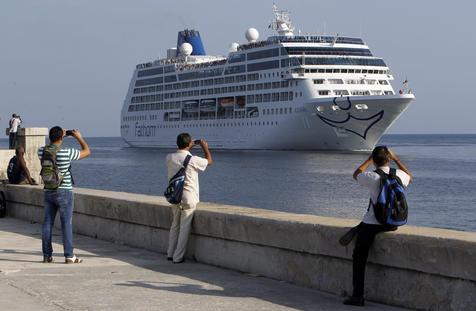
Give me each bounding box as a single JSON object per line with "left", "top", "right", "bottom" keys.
{"left": 1, "top": 184, "right": 475, "bottom": 310}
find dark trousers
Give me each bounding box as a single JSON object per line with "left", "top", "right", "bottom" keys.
{"left": 352, "top": 222, "right": 397, "bottom": 298}
{"left": 9, "top": 132, "right": 17, "bottom": 149}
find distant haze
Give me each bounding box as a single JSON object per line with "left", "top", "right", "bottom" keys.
{"left": 1, "top": 0, "right": 474, "bottom": 136}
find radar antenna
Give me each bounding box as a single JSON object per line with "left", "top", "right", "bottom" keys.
{"left": 269, "top": 4, "right": 295, "bottom": 36}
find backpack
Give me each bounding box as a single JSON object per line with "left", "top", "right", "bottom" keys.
{"left": 164, "top": 155, "right": 192, "bottom": 204}
{"left": 40, "top": 145, "right": 63, "bottom": 190}
{"left": 371, "top": 168, "right": 408, "bottom": 226}
{"left": 7, "top": 156, "right": 22, "bottom": 184}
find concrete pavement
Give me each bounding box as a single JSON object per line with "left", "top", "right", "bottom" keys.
{"left": 0, "top": 217, "right": 405, "bottom": 311}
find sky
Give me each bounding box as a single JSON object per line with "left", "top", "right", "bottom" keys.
{"left": 1, "top": 0, "right": 474, "bottom": 137}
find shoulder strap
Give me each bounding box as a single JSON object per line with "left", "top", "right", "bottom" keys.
{"left": 374, "top": 168, "right": 389, "bottom": 180}
{"left": 389, "top": 168, "right": 397, "bottom": 177}
{"left": 389, "top": 167, "right": 405, "bottom": 186}
{"left": 41, "top": 144, "right": 59, "bottom": 162}
{"left": 183, "top": 155, "right": 192, "bottom": 168}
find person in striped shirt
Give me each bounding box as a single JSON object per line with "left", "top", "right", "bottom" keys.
{"left": 38, "top": 126, "right": 90, "bottom": 264}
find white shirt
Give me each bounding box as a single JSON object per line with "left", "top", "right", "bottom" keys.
{"left": 166, "top": 149, "right": 208, "bottom": 205}
{"left": 357, "top": 166, "right": 410, "bottom": 225}
{"left": 9, "top": 118, "right": 21, "bottom": 133}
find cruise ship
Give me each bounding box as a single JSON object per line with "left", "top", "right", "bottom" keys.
{"left": 120, "top": 6, "right": 414, "bottom": 150}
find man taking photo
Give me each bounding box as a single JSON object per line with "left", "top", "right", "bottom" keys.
{"left": 38, "top": 127, "right": 90, "bottom": 264}
{"left": 166, "top": 133, "right": 212, "bottom": 264}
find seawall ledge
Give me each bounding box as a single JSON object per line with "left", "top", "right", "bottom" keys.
{"left": 1, "top": 184, "right": 475, "bottom": 310}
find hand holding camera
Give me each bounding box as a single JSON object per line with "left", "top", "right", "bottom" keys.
{"left": 65, "top": 129, "right": 83, "bottom": 139}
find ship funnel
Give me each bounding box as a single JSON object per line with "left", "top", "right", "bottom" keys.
{"left": 176, "top": 29, "right": 206, "bottom": 56}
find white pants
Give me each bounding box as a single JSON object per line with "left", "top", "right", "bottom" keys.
{"left": 167, "top": 202, "right": 196, "bottom": 262}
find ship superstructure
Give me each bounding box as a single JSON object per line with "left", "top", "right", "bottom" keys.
{"left": 120, "top": 6, "right": 414, "bottom": 150}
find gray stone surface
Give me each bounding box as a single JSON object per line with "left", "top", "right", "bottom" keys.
{"left": 0, "top": 217, "right": 404, "bottom": 311}
{"left": 2, "top": 184, "right": 476, "bottom": 310}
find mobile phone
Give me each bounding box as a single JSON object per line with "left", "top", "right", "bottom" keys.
{"left": 194, "top": 139, "right": 201, "bottom": 144}
{"left": 65, "top": 130, "right": 74, "bottom": 136}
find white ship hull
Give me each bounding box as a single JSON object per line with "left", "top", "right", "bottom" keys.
{"left": 121, "top": 94, "right": 413, "bottom": 151}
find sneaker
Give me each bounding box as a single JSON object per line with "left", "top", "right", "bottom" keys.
{"left": 343, "top": 296, "right": 365, "bottom": 306}
{"left": 65, "top": 255, "right": 83, "bottom": 264}
{"left": 43, "top": 256, "right": 54, "bottom": 263}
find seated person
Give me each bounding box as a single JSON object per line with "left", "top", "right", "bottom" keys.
{"left": 7, "top": 147, "right": 37, "bottom": 185}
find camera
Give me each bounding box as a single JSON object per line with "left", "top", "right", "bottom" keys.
{"left": 65, "top": 130, "right": 74, "bottom": 136}
{"left": 194, "top": 139, "right": 201, "bottom": 145}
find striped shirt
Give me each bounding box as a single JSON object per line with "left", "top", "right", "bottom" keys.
{"left": 38, "top": 146, "right": 80, "bottom": 190}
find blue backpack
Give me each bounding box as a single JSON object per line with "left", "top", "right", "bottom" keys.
{"left": 371, "top": 168, "right": 408, "bottom": 226}
{"left": 164, "top": 155, "right": 192, "bottom": 204}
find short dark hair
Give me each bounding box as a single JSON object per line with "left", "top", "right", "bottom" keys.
{"left": 49, "top": 126, "right": 64, "bottom": 142}
{"left": 15, "top": 146, "right": 25, "bottom": 156}
{"left": 372, "top": 146, "right": 390, "bottom": 167}
{"left": 176, "top": 133, "right": 192, "bottom": 149}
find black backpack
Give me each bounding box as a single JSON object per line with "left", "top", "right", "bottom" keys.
{"left": 372, "top": 168, "right": 409, "bottom": 226}
{"left": 7, "top": 156, "right": 22, "bottom": 184}
{"left": 164, "top": 155, "right": 192, "bottom": 204}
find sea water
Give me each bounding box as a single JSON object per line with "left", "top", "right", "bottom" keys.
{"left": 2, "top": 134, "right": 475, "bottom": 231}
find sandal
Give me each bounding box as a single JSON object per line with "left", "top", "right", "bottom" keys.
{"left": 65, "top": 255, "right": 83, "bottom": 264}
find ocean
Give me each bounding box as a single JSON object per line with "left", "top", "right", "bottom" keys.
{"left": 1, "top": 134, "right": 475, "bottom": 232}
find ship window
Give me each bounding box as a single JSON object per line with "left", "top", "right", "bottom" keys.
{"left": 328, "top": 79, "right": 344, "bottom": 84}
{"left": 283, "top": 47, "right": 372, "bottom": 56}
{"left": 298, "top": 58, "right": 386, "bottom": 67}
{"left": 164, "top": 66, "right": 175, "bottom": 73}
{"left": 229, "top": 53, "right": 246, "bottom": 63}
{"left": 334, "top": 90, "right": 349, "bottom": 95}
{"left": 137, "top": 67, "right": 164, "bottom": 77}
{"left": 135, "top": 77, "right": 163, "bottom": 87}
{"left": 247, "top": 60, "right": 280, "bottom": 72}
{"left": 224, "top": 65, "right": 246, "bottom": 75}
{"left": 313, "top": 79, "right": 325, "bottom": 84}
{"left": 319, "top": 90, "right": 330, "bottom": 95}
{"left": 318, "top": 69, "right": 325, "bottom": 73}
{"left": 247, "top": 48, "right": 279, "bottom": 61}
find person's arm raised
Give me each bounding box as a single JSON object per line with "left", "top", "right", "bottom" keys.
{"left": 199, "top": 140, "right": 213, "bottom": 166}
{"left": 353, "top": 154, "right": 373, "bottom": 180}
{"left": 388, "top": 149, "right": 413, "bottom": 182}
{"left": 71, "top": 130, "right": 91, "bottom": 159}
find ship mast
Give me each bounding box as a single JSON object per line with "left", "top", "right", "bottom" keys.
{"left": 270, "top": 5, "right": 295, "bottom": 36}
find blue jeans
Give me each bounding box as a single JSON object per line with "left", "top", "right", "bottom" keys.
{"left": 42, "top": 190, "right": 74, "bottom": 258}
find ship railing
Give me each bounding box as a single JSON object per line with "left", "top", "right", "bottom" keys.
{"left": 267, "top": 35, "right": 365, "bottom": 45}
{"left": 175, "top": 59, "right": 227, "bottom": 72}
